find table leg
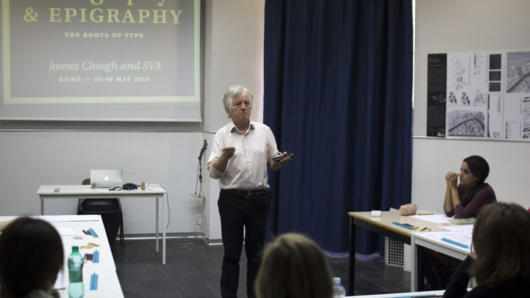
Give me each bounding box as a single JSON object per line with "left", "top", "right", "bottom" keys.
{"left": 162, "top": 193, "right": 166, "bottom": 265}
{"left": 411, "top": 236, "right": 417, "bottom": 291}
{"left": 417, "top": 245, "right": 425, "bottom": 291}
{"left": 348, "top": 217, "right": 356, "bottom": 295}
{"left": 40, "top": 197, "right": 44, "bottom": 215}
{"left": 156, "top": 196, "right": 159, "bottom": 253}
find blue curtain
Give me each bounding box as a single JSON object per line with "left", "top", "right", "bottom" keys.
{"left": 264, "top": 0, "right": 413, "bottom": 253}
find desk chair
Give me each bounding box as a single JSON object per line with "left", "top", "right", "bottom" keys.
{"left": 77, "top": 178, "right": 124, "bottom": 256}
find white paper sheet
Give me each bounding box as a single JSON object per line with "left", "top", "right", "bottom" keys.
{"left": 39, "top": 215, "right": 101, "bottom": 222}
{"left": 410, "top": 214, "right": 451, "bottom": 224}
{"left": 56, "top": 227, "right": 76, "bottom": 236}
{"left": 440, "top": 224, "right": 474, "bottom": 234}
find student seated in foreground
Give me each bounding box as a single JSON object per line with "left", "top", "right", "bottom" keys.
{"left": 254, "top": 233, "right": 333, "bottom": 298}
{"left": 443, "top": 155, "right": 496, "bottom": 218}
{"left": 0, "top": 217, "right": 64, "bottom": 298}
{"left": 444, "top": 202, "right": 530, "bottom": 298}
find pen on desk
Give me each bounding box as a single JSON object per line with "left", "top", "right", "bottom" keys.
{"left": 392, "top": 222, "right": 414, "bottom": 230}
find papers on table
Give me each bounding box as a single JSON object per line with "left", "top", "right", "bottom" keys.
{"left": 440, "top": 224, "right": 473, "bottom": 234}
{"left": 56, "top": 227, "right": 76, "bottom": 236}
{"left": 410, "top": 214, "right": 451, "bottom": 224}
{"left": 39, "top": 215, "right": 101, "bottom": 222}
{"left": 419, "top": 224, "right": 473, "bottom": 251}
{"left": 413, "top": 218, "right": 474, "bottom": 251}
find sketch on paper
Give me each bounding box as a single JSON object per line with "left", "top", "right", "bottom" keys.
{"left": 472, "top": 91, "right": 488, "bottom": 106}
{"left": 521, "top": 97, "right": 530, "bottom": 139}
{"left": 521, "top": 96, "right": 530, "bottom": 120}
{"left": 488, "top": 94, "right": 503, "bottom": 138}
{"left": 506, "top": 52, "right": 530, "bottom": 93}
{"left": 447, "top": 109, "right": 486, "bottom": 137}
{"left": 505, "top": 121, "right": 519, "bottom": 139}
{"left": 428, "top": 50, "right": 530, "bottom": 141}
{"left": 448, "top": 54, "right": 470, "bottom": 91}
{"left": 522, "top": 122, "right": 530, "bottom": 139}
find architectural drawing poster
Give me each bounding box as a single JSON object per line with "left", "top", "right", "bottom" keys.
{"left": 427, "top": 51, "right": 530, "bottom": 140}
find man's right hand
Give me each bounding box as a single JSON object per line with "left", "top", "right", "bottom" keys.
{"left": 221, "top": 147, "right": 236, "bottom": 159}
{"left": 210, "top": 147, "right": 236, "bottom": 176}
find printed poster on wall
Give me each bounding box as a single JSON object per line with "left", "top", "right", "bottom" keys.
{"left": 427, "top": 51, "right": 530, "bottom": 141}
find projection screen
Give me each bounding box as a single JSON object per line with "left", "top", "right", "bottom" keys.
{"left": 0, "top": 0, "right": 201, "bottom": 122}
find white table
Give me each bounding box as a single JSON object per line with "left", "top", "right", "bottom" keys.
{"left": 410, "top": 225, "right": 472, "bottom": 291}
{"left": 348, "top": 211, "right": 447, "bottom": 294}
{"left": 37, "top": 184, "right": 168, "bottom": 264}
{"left": 350, "top": 289, "right": 445, "bottom": 297}
{"left": 0, "top": 215, "right": 124, "bottom": 298}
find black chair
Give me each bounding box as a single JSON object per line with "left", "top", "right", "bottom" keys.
{"left": 77, "top": 179, "right": 124, "bottom": 256}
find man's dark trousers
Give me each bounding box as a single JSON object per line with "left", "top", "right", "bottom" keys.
{"left": 218, "top": 189, "right": 271, "bottom": 298}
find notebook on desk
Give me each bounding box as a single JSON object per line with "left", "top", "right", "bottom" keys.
{"left": 90, "top": 169, "right": 122, "bottom": 188}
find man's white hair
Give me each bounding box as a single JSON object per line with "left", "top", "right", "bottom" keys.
{"left": 222, "top": 84, "right": 253, "bottom": 117}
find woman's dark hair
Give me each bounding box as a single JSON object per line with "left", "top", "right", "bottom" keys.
{"left": 464, "top": 155, "right": 489, "bottom": 183}
{"left": 470, "top": 202, "right": 530, "bottom": 287}
{"left": 461, "top": 155, "right": 490, "bottom": 205}
{"left": 0, "top": 217, "right": 64, "bottom": 297}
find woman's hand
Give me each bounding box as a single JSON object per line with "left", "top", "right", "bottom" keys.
{"left": 445, "top": 172, "right": 458, "bottom": 188}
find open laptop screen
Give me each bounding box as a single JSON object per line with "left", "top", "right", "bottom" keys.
{"left": 90, "top": 169, "right": 122, "bottom": 188}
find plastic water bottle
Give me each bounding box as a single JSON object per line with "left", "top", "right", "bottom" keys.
{"left": 333, "top": 277, "right": 346, "bottom": 298}
{"left": 68, "top": 246, "right": 84, "bottom": 298}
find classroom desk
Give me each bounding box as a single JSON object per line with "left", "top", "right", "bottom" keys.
{"left": 348, "top": 211, "right": 445, "bottom": 295}
{"left": 411, "top": 226, "right": 471, "bottom": 291}
{"left": 37, "top": 184, "right": 168, "bottom": 264}
{"left": 0, "top": 215, "right": 124, "bottom": 298}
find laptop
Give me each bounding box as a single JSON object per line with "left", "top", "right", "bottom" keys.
{"left": 90, "top": 169, "right": 123, "bottom": 188}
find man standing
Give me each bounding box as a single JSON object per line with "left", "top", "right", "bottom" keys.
{"left": 208, "top": 85, "right": 291, "bottom": 298}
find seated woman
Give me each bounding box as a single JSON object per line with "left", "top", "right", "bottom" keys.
{"left": 444, "top": 155, "right": 496, "bottom": 218}
{"left": 444, "top": 202, "right": 530, "bottom": 297}
{"left": 0, "top": 217, "right": 64, "bottom": 298}
{"left": 254, "top": 233, "right": 333, "bottom": 298}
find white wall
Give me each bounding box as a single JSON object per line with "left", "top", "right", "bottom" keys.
{"left": 0, "top": 131, "right": 203, "bottom": 234}
{"left": 202, "top": 0, "right": 265, "bottom": 241}
{"left": 412, "top": 137, "right": 530, "bottom": 212}
{"left": 0, "top": 0, "right": 265, "bottom": 242}
{"left": 413, "top": 0, "right": 530, "bottom": 210}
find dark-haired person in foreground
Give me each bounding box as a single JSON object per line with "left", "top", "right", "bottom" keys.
{"left": 444, "top": 202, "right": 530, "bottom": 298}
{"left": 0, "top": 217, "right": 64, "bottom": 298}
{"left": 255, "top": 233, "right": 333, "bottom": 298}
{"left": 443, "top": 155, "right": 496, "bottom": 218}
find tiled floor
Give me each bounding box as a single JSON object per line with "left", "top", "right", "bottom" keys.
{"left": 115, "top": 238, "right": 410, "bottom": 298}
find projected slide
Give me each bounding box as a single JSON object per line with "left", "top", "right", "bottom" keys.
{"left": 0, "top": 0, "right": 201, "bottom": 121}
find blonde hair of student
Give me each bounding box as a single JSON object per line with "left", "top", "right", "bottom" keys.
{"left": 255, "top": 233, "right": 333, "bottom": 298}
